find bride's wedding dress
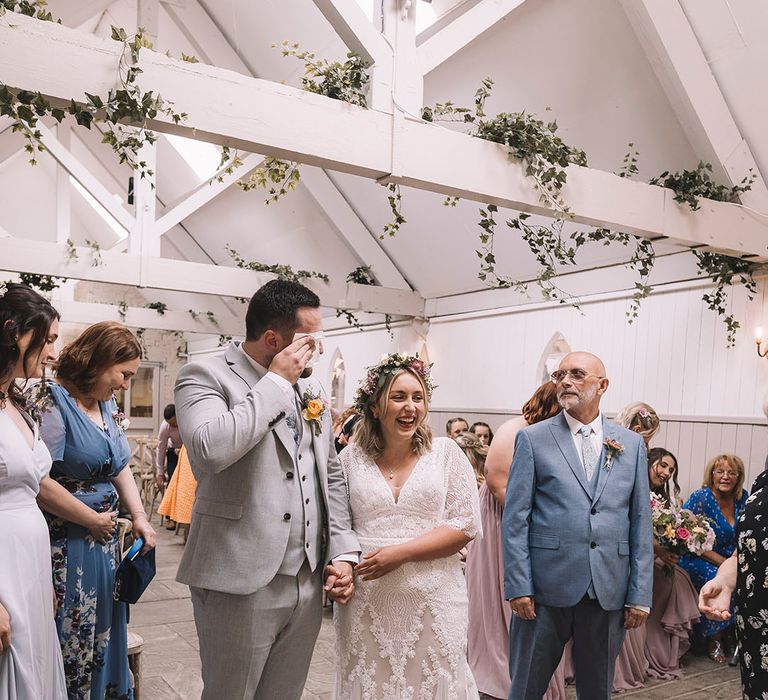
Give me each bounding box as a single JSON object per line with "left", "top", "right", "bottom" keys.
{"left": 334, "top": 437, "right": 481, "bottom": 700}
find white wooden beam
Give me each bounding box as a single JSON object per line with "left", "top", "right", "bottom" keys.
{"left": 35, "top": 124, "right": 135, "bottom": 233}
{"left": 55, "top": 122, "right": 71, "bottom": 244}
{"left": 377, "top": 0, "right": 421, "bottom": 116}
{"left": 0, "top": 237, "right": 426, "bottom": 316}
{"left": 154, "top": 154, "right": 264, "bottom": 236}
{"left": 300, "top": 165, "right": 410, "bottom": 289}
{"left": 57, "top": 299, "right": 242, "bottom": 335}
{"left": 621, "top": 0, "right": 768, "bottom": 210}
{"left": 310, "top": 0, "right": 394, "bottom": 112}
{"left": 2, "top": 14, "right": 767, "bottom": 261}
{"left": 417, "top": 0, "right": 528, "bottom": 75}
{"left": 129, "top": 142, "right": 159, "bottom": 266}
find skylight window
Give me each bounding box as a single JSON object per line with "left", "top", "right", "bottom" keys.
{"left": 70, "top": 177, "right": 127, "bottom": 240}
{"left": 165, "top": 133, "right": 222, "bottom": 181}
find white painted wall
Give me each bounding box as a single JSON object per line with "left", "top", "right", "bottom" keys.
{"left": 322, "top": 279, "right": 768, "bottom": 497}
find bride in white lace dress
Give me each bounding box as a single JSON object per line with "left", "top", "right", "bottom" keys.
{"left": 334, "top": 354, "right": 481, "bottom": 700}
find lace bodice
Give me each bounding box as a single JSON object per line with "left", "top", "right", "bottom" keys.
{"left": 340, "top": 437, "right": 481, "bottom": 545}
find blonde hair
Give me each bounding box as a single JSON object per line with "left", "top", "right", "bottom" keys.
{"left": 614, "top": 401, "right": 660, "bottom": 444}
{"left": 454, "top": 431, "right": 488, "bottom": 487}
{"left": 353, "top": 368, "right": 433, "bottom": 458}
{"left": 703, "top": 454, "right": 745, "bottom": 496}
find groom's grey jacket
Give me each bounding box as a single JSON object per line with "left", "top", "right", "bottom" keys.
{"left": 502, "top": 412, "right": 653, "bottom": 610}
{"left": 174, "top": 342, "right": 359, "bottom": 595}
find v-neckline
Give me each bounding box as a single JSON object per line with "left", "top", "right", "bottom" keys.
{"left": 60, "top": 385, "right": 109, "bottom": 434}
{"left": 0, "top": 406, "right": 37, "bottom": 451}
{"left": 371, "top": 452, "right": 423, "bottom": 505}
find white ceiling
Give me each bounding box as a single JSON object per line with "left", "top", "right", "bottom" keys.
{"left": 3, "top": 0, "right": 766, "bottom": 319}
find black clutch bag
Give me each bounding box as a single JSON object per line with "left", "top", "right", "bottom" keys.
{"left": 114, "top": 537, "right": 156, "bottom": 604}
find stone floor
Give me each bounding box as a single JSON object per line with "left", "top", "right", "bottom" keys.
{"left": 131, "top": 514, "right": 740, "bottom": 699}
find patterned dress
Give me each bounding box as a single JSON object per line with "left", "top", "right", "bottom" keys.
{"left": 735, "top": 469, "right": 768, "bottom": 698}
{"left": 679, "top": 486, "right": 747, "bottom": 639}
{"left": 334, "top": 438, "right": 481, "bottom": 699}
{"left": 38, "top": 383, "right": 133, "bottom": 700}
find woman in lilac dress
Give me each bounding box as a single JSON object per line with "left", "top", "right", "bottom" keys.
{"left": 465, "top": 382, "right": 565, "bottom": 700}
{"left": 643, "top": 448, "right": 700, "bottom": 680}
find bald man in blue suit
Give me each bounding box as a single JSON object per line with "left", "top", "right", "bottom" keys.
{"left": 502, "top": 352, "right": 653, "bottom": 699}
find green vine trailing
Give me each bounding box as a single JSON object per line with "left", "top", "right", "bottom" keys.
{"left": 226, "top": 245, "right": 330, "bottom": 284}
{"left": 692, "top": 252, "right": 757, "bottom": 347}
{"left": 649, "top": 162, "right": 755, "bottom": 211}
{"left": 216, "top": 43, "right": 370, "bottom": 205}
{"left": 337, "top": 266, "right": 394, "bottom": 337}
{"left": 0, "top": 10, "right": 186, "bottom": 180}
{"left": 424, "top": 78, "right": 586, "bottom": 304}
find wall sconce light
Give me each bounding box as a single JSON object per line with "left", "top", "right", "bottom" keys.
{"left": 756, "top": 327, "right": 768, "bottom": 358}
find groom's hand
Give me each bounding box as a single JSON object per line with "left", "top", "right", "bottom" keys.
{"left": 324, "top": 561, "right": 355, "bottom": 605}
{"left": 509, "top": 596, "right": 536, "bottom": 620}
{"left": 269, "top": 336, "right": 316, "bottom": 384}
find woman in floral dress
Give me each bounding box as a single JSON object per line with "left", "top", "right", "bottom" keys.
{"left": 679, "top": 454, "right": 748, "bottom": 663}
{"left": 36, "top": 322, "right": 156, "bottom": 699}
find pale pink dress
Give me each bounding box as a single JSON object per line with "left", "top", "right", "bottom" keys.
{"left": 466, "top": 484, "right": 567, "bottom": 699}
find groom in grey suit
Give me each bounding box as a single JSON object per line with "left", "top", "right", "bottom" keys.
{"left": 503, "top": 352, "right": 652, "bottom": 699}
{"left": 175, "top": 280, "right": 360, "bottom": 699}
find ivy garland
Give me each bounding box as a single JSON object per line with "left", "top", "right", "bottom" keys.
{"left": 226, "top": 245, "right": 330, "bottom": 284}
{"left": 145, "top": 301, "right": 167, "bottom": 315}
{"left": 649, "top": 162, "right": 755, "bottom": 211}
{"left": 337, "top": 266, "right": 394, "bottom": 337}
{"left": 0, "top": 11, "right": 186, "bottom": 180}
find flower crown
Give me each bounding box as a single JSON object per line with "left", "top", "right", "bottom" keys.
{"left": 353, "top": 353, "right": 435, "bottom": 412}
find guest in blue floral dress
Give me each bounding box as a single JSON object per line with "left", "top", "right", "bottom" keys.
{"left": 36, "top": 322, "right": 156, "bottom": 700}
{"left": 680, "top": 454, "right": 747, "bottom": 664}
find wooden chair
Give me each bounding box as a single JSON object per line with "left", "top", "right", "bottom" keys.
{"left": 127, "top": 631, "right": 144, "bottom": 700}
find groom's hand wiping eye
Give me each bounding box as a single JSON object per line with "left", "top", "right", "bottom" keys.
{"left": 269, "top": 336, "right": 316, "bottom": 384}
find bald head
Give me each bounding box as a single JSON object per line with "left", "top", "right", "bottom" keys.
{"left": 554, "top": 351, "right": 609, "bottom": 423}
{"left": 560, "top": 352, "right": 606, "bottom": 377}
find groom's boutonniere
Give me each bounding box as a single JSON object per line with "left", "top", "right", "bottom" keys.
{"left": 301, "top": 388, "right": 328, "bottom": 437}
{"left": 603, "top": 438, "right": 624, "bottom": 472}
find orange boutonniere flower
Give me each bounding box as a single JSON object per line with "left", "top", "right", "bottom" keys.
{"left": 603, "top": 438, "right": 624, "bottom": 472}
{"left": 301, "top": 389, "right": 328, "bottom": 436}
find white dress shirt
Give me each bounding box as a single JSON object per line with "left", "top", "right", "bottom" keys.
{"left": 563, "top": 411, "right": 603, "bottom": 469}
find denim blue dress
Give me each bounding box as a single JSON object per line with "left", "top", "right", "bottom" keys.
{"left": 679, "top": 486, "right": 747, "bottom": 639}
{"left": 38, "top": 382, "right": 133, "bottom": 700}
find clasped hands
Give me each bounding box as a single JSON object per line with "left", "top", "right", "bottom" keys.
{"left": 509, "top": 596, "right": 649, "bottom": 629}
{"left": 324, "top": 545, "right": 407, "bottom": 604}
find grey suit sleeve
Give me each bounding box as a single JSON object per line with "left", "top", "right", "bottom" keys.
{"left": 174, "top": 362, "right": 294, "bottom": 474}
{"left": 502, "top": 429, "right": 536, "bottom": 600}
{"left": 626, "top": 437, "right": 653, "bottom": 608}
{"left": 325, "top": 429, "right": 360, "bottom": 562}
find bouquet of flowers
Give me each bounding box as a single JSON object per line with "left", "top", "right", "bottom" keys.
{"left": 650, "top": 493, "right": 716, "bottom": 575}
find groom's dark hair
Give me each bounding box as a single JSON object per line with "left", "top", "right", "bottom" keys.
{"left": 245, "top": 279, "right": 320, "bottom": 341}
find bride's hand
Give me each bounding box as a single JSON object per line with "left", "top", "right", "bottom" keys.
{"left": 356, "top": 546, "right": 405, "bottom": 581}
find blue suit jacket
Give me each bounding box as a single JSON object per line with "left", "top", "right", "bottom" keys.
{"left": 502, "top": 412, "right": 653, "bottom": 610}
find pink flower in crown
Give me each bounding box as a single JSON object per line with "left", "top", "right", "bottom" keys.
{"left": 410, "top": 358, "right": 425, "bottom": 374}
{"left": 676, "top": 527, "right": 690, "bottom": 541}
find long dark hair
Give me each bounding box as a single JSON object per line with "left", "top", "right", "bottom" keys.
{"left": 0, "top": 284, "right": 59, "bottom": 407}
{"left": 647, "top": 447, "right": 681, "bottom": 504}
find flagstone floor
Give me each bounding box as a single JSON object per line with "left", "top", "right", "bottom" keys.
{"left": 131, "top": 514, "right": 740, "bottom": 699}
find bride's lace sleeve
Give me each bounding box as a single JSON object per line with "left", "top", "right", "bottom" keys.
{"left": 439, "top": 439, "right": 482, "bottom": 539}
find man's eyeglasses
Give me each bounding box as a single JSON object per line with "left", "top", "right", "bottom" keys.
{"left": 713, "top": 469, "right": 739, "bottom": 478}
{"left": 550, "top": 369, "right": 605, "bottom": 384}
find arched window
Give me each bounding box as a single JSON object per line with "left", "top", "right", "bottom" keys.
{"left": 329, "top": 349, "right": 346, "bottom": 411}
{"left": 537, "top": 332, "right": 571, "bottom": 385}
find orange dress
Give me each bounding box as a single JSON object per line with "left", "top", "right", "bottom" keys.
{"left": 158, "top": 445, "right": 197, "bottom": 524}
